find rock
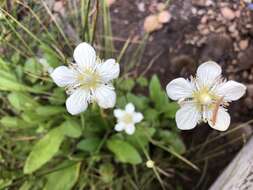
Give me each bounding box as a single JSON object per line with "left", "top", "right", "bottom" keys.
{"left": 201, "top": 15, "right": 208, "bottom": 24}
{"left": 235, "top": 10, "right": 241, "bottom": 18}
{"left": 143, "top": 15, "right": 162, "bottom": 33}
{"left": 53, "top": 1, "right": 65, "bottom": 15}
{"left": 221, "top": 7, "right": 236, "bottom": 20}
{"left": 200, "top": 28, "right": 210, "bottom": 35}
{"left": 170, "top": 55, "right": 196, "bottom": 76}
{"left": 157, "top": 11, "right": 172, "bottom": 24}
{"left": 238, "top": 47, "right": 253, "bottom": 70}
{"left": 206, "top": 0, "right": 214, "bottom": 6}
{"left": 239, "top": 40, "right": 249, "bottom": 50}
{"left": 197, "top": 9, "right": 206, "bottom": 15}
{"left": 137, "top": 2, "right": 145, "bottom": 12}
{"left": 157, "top": 3, "right": 166, "bottom": 11}
{"left": 228, "top": 23, "right": 237, "bottom": 33}
{"left": 245, "top": 97, "right": 253, "bottom": 109}
{"left": 192, "top": 0, "right": 207, "bottom": 7}
{"left": 248, "top": 85, "right": 253, "bottom": 97}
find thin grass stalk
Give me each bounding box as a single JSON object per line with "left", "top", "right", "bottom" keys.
{"left": 40, "top": 0, "right": 72, "bottom": 50}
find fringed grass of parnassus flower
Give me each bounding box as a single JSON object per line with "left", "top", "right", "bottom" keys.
{"left": 51, "top": 42, "right": 120, "bottom": 115}
{"left": 114, "top": 103, "right": 144, "bottom": 135}
{"left": 166, "top": 61, "right": 247, "bottom": 131}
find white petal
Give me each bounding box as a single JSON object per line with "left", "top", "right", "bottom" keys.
{"left": 125, "top": 103, "right": 135, "bottom": 113}
{"left": 133, "top": 112, "right": 143, "bottom": 123}
{"left": 93, "top": 84, "right": 116, "bottom": 109}
{"left": 208, "top": 107, "right": 230, "bottom": 131}
{"left": 114, "top": 123, "right": 125, "bottom": 131}
{"left": 96, "top": 59, "right": 120, "bottom": 82}
{"left": 66, "top": 89, "right": 88, "bottom": 115}
{"left": 113, "top": 109, "right": 124, "bottom": 118}
{"left": 51, "top": 66, "right": 76, "bottom": 87}
{"left": 196, "top": 61, "right": 222, "bottom": 87}
{"left": 73, "top": 42, "right": 96, "bottom": 70}
{"left": 175, "top": 103, "right": 201, "bottom": 130}
{"left": 125, "top": 124, "right": 135, "bottom": 135}
{"left": 166, "top": 78, "right": 195, "bottom": 101}
{"left": 215, "top": 80, "right": 246, "bottom": 101}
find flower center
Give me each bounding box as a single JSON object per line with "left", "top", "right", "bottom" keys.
{"left": 78, "top": 69, "right": 101, "bottom": 89}
{"left": 121, "top": 113, "right": 133, "bottom": 124}
{"left": 193, "top": 87, "right": 213, "bottom": 106}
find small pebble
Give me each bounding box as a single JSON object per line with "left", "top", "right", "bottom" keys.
{"left": 239, "top": 40, "right": 249, "bottom": 50}
{"left": 158, "top": 11, "right": 172, "bottom": 24}
{"left": 221, "top": 7, "right": 236, "bottom": 20}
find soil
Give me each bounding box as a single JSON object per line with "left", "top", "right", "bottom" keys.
{"left": 110, "top": 0, "right": 253, "bottom": 189}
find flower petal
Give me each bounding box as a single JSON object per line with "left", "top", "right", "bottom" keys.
{"left": 166, "top": 78, "right": 195, "bottom": 101}
{"left": 93, "top": 84, "right": 116, "bottom": 108}
{"left": 175, "top": 103, "right": 201, "bottom": 130}
{"left": 208, "top": 107, "right": 230, "bottom": 131}
{"left": 96, "top": 59, "right": 120, "bottom": 82}
{"left": 66, "top": 89, "right": 89, "bottom": 115}
{"left": 73, "top": 42, "right": 96, "bottom": 69}
{"left": 114, "top": 109, "right": 124, "bottom": 118}
{"left": 115, "top": 123, "right": 125, "bottom": 131}
{"left": 215, "top": 80, "right": 246, "bottom": 101}
{"left": 125, "top": 124, "right": 135, "bottom": 135}
{"left": 133, "top": 112, "right": 143, "bottom": 123}
{"left": 196, "top": 61, "right": 222, "bottom": 87}
{"left": 125, "top": 103, "right": 135, "bottom": 113}
{"left": 51, "top": 66, "right": 76, "bottom": 87}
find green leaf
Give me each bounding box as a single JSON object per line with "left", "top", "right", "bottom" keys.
{"left": 19, "top": 181, "right": 33, "bottom": 190}
{"left": 60, "top": 119, "right": 82, "bottom": 138}
{"left": 158, "top": 130, "right": 186, "bottom": 154}
{"left": 0, "top": 116, "right": 31, "bottom": 128}
{"left": 21, "top": 111, "right": 46, "bottom": 124}
{"left": 126, "top": 93, "right": 149, "bottom": 110}
{"left": 36, "top": 106, "right": 65, "bottom": 116}
{"left": 24, "top": 127, "right": 65, "bottom": 174}
{"left": 99, "top": 163, "right": 114, "bottom": 183}
{"left": 118, "top": 79, "right": 135, "bottom": 91}
{"left": 0, "top": 179, "right": 12, "bottom": 189}
{"left": 107, "top": 139, "right": 142, "bottom": 164}
{"left": 24, "top": 58, "right": 42, "bottom": 83}
{"left": 49, "top": 88, "right": 66, "bottom": 105}
{"left": 77, "top": 138, "right": 101, "bottom": 153}
{"left": 40, "top": 44, "right": 60, "bottom": 67}
{"left": 144, "top": 109, "right": 159, "bottom": 122}
{"left": 0, "top": 70, "right": 27, "bottom": 91}
{"left": 137, "top": 76, "right": 148, "bottom": 87}
{"left": 8, "top": 92, "right": 39, "bottom": 112}
{"left": 43, "top": 162, "right": 81, "bottom": 190}
{"left": 149, "top": 75, "right": 168, "bottom": 110}
{"left": 163, "top": 102, "right": 179, "bottom": 119}
{"left": 126, "top": 127, "right": 156, "bottom": 149}
{"left": 116, "top": 96, "right": 127, "bottom": 108}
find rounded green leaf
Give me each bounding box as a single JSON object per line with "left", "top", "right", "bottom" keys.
{"left": 24, "top": 127, "right": 65, "bottom": 174}
{"left": 43, "top": 162, "right": 81, "bottom": 190}
{"left": 107, "top": 139, "right": 142, "bottom": 164}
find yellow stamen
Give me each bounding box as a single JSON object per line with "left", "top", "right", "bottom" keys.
{"left": 122, "top": 113, "right": 133, "bottom": 124}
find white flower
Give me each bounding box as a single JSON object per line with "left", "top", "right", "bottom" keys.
{"left": 113, "top": 103, "right": 144, "bottom": 135}
{"left": 51, "top": 42, "right": 120, "bottom": 115}
{"left": 166, "top": 61, "right": 246, "bottom": 131}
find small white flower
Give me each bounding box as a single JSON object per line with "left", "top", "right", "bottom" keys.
{"left": 166, "top": 61, "right": 246, "bottom": 131}
{"left": 51, "top": 42, "right": 120, "bottom": 115}
{"left": 113, "top": 103, "right": 144, "bottom": 135}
